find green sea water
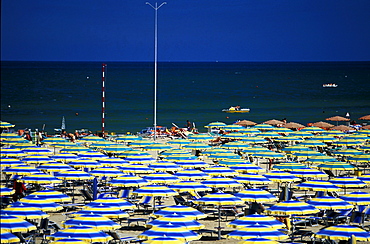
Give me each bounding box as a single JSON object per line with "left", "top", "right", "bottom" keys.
{"left": 1, "top": 61, "right": 370, "bottom": 134}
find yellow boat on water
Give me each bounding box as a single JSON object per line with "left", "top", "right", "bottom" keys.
{"left": 222, "top": 106, "right": 250, "bottom": 113}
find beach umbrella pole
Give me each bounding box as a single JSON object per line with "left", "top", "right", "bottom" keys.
{"left": 217, "top": 205, "right": 222, "bottom": 240}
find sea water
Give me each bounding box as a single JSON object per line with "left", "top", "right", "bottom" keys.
{"left": 1, "top": 61, "right": 370, "bottom": 134}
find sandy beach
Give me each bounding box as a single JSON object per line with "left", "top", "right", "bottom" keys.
{"left": 1, "top": 122, "right": 370, "bottom": 244}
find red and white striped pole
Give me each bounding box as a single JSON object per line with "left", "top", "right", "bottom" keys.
{"left": 102, "top": 63, "right": 107, "bottom": 136}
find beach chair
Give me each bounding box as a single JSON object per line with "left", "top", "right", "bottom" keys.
{"left": 118, "top": 189, "right": 132, "bottom": 199}
{"left": 173, "top": 195, "right": 188, "bottom": 206}
{"left": 137, "top": 196, "right": 153, "bottom": 212}
{"left": 80, "top": 189, "right": 93, "bottom": 203}
{"left": 108, "top": 231, "right": 140, "bottom": 244}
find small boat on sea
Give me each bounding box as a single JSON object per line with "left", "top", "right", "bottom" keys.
{"left": 323, "top": 83, "right": 338, "bottom": 88}
{"left": 222, "top": 106, "right": 250, "bottom": 113}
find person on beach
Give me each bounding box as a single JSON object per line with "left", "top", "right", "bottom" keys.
{"left": 186, "top": 120, "right": 192, "bottom": 131}
{"left": 13, "top": 180, "right": 27, "bottom": 201}
{"left": 24, "top": 130, "right": 32, "bottom": 141}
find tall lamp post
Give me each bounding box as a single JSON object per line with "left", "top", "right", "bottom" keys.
{"left": 146, "top": 1, "right": 166, "bottom": 141}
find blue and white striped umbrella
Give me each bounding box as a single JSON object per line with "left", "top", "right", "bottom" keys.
{"left": 138, "top": 223, "right": 201, "bottom": 241}
{"left": 227, "top": 214, "right": 284, "bottom": 229}
{"left": 234, "top": 189, "right": 277, "bottom": 203}
{"left": 62, "top": 214, "right": 121, "bottom": 230}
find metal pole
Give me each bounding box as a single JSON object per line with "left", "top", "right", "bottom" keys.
{"left": 146, "top": 2, "right": 166, "bottom": 141}
{"left": 102, "top": 63, "right": 107, "bottom": 136}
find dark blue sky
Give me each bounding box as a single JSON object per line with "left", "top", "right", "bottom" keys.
{"left": 1, "top": 0, "right": 370, "bottom": 62}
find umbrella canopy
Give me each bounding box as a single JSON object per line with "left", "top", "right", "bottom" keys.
{"left": 22, "top": 155, "right": 54, "bottom": 164}
{"left": 108, "top": 174, "right": 149, "bottom": 187}
{"left": 138, "top": 223, "right": 201, "bottom": 241}
{"left": 141, "top": 237, "right": 185, "bottom": 244}
{"left": 0, "top": 121, "right": 15, "bottom": 128}
{"left": 0, "top": 158, "right": 25, "bottom": 167}
{"left": 225, "top": 224, "right": 288, "bottom": 240}
{"left": 2, "top": 165, "right": 41, "bottom": 176}
{"left": 22, "top": 147, "right": 53, "bottom": 155}
{"left": 153, "top": 205, "right": 206, "bottom": 220}
{"left": 71, "top": 204, "right": 129, "bottom": 218}
{"left": 182, "top": 142, "right": 211, "bottom": 150}
{"left": 272, "top": 162, "right": 307, "bottom": 171}
{"left": 282, "top": 122, "right": 305, "bottom": 129}
{"left": 0, "top": 205, "right": 49, "bottom": 219}
{"left": 28, "top": 190, "right": 71, "bottom": 203}
{"left": 143, "top": 172, "right": 181, "bottom": 184}
{"left": 173, "top": 169, "right": 210, "bottom": 180}
{"left": 300, "top": 126, "right": 325, "bottom": 133}
{"left": 48, "top": 225, "right": 113, "bottom": 242}
{"left": 98, "top": 157, "right": 127, "bottom": 167}
{"left": 13, "top": 195, "right": 63, "bottom": 212}
{"left": 51, "top": 153, "right": 79, "bottom": 162}
{"left": 149, "top": 161, "right": 182, "bottom": 172}
{"left": 326, "top": 116, "right": 350, "bottom": 122}
{"left": 234, "top": 173, "right": 273, "bottom": 185}
{"left": 253, "top": 124, "right": 275, "bottom": 131}
{"left": 0, "top": 185, "right": 15, "bottom": 196}
{"left": 0, "top": 230, "right": 20, "bottom": 243}
{"left": 18, "top": 172, "right": 62, "bottom": 184}
{"left": 263, "top": 171, "right": 299, "bottom": 183}
{"left": 187, "top": 133, "right": 214, "bottom": 141}
{"left": 85, "top": 197, "right": 135, "bottom": 210}
{"left": 195, "top": 192, "right": 244, "bottom": 206}
{"left": 169, "top": 181, "right": 211, "bottom": 192}
{"left": 118, "top": 164, "right": 154, "bottom": 174}
{"left": 49, "top": 238, "right": 89, "bottom": 244}
{"left": 0, "top": 215, "right": 37, "bottom": 232}
{"left": 62, "top": 214, "right": 120, "bottom": 230}
{"left": 133, "top": 185, "right": 178, "bottom": 197}
{"left": 330, "top": 125, "right": 353, "bottom": 132}
{"left": 55, "top": 170, "right": 93, "bottom": 180}
{"left": 146, "top": 213, "right": 204, "bottom": 230}
{"left": 124, "top": 154, "right": 156, "bottom": 164}
{"left": 37, "top": 162, "right": 74, "bottom": 172}
{"left": 0, "top": 148, "right": 26, "bottom": 157}
{"left": 205, "top": 121, "right": 227, "bottom": 128}
{"left": 234, "top": 189, "right": 277, "bottom": 203}
{"left": 143, "top": 143, "right": 173, "bottom": 151}
{"left": 296, "top": 180, "right": 341, "bottom": 192}
{"left": 115, "top": 134, "right": 142, "bottom": 143}
{"left": 311, "top": 121, "right": 335, "bottom": 128}
{"left": 307, "top": 196, "right": 353, "bottom": 210}
{"left": 227, "top": 214, "right": 284, "bottom": 229}
{"left": 316, "top": 161, "right": 357, "bottom": 171}
{"left": 265, "top": 200, "right": 319, "bottom": 215}
{"left": 237, "top": 237, "right": 280, "bottom": 244}
{"left": 329, "top": 177, "right": 367, "bottom": 188}
{"left": 340, "top": 192, "right": 370, "bottom": 205}
{"left": 201, "top": 177, "right": 243, "bottom": 188}
{"left": 290, "top": 168, "right": 327, "bottom": 178}
{"left": 314, "top": 224, "right": 370, "bottom": 241}
{"left": 229, "top": 163, "right": 264, "bottom": 173}
{"left": 89, "top": 167, "right": 124, "bottom": 178}
{"left": 68, "top": 158, "right": 101, "bottom": 169}
{"left": 202, "top": 166, "right": 239, "bottom": 177}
